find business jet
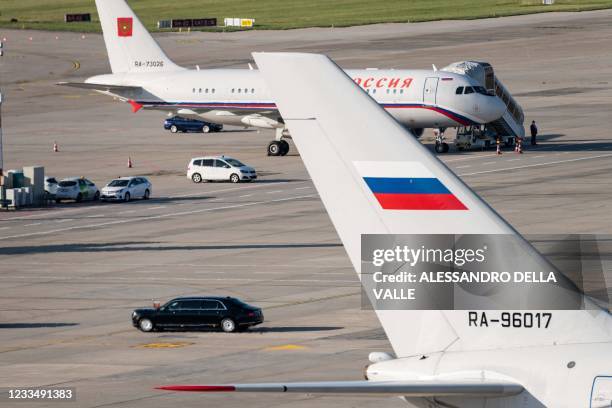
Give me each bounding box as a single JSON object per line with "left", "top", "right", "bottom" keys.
{"left": 60, "top": 0, "right": 506, "bottom": 156}
{"left": 157, "top": 52, "right": 612, "bottom": 407}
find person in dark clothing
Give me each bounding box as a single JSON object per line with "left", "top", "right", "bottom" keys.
{"left": 530, "top": 120, "right": 538, "bottom": 146}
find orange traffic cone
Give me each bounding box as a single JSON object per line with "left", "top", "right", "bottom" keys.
{"left": 127, "top": 156, "right": 133, "bottom": 168}
{"left": 53, "top": 141, "right": 59, "bottom": 152}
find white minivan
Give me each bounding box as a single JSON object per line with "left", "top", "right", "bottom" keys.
{"left": 187, "top": 156, "right": 257, "bottom": 183}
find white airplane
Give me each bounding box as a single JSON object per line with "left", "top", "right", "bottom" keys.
{"left": 60, "top": 0, "right": 506, "bottom": 156}
{"left": 157, "top": 52, "right": 612, "bottom": 407}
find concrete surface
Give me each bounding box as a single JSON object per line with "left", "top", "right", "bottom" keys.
{"left": 0, "top": 9, "right": 611, "bottom": 408}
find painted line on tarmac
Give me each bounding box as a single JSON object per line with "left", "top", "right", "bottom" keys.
{"left": 146, "top": 206, "right": 166, "bottom": 210}
{"left": 0, "top": 194, "right": 317, "bottom": 241}
{"left": 168, "top": 180, "right": 297, "bottom": 199}
{"left": 24, "top": 223, "right": 41, "bottom": 227}
{"left": 459, "top": 153, "right": 612, "bottom": 177}
{"left": 0, "top": 226, "right": 10, "bottom": 230}
{"left": 2, "top": 261, "right": 346, "bottom": 269}
{"left": 266, "top": 190, "right": 283, "bottom": 194}
{"left": 6, "top": 275, "right": 357, "bottom": 284}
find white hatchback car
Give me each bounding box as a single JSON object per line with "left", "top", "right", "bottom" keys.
{"left": 101, "top": 177, "right": 152, "bottom": 202}
{"left": 55, "top": 177, "right": 99, "bottom": 203}
{"left": 187, "top": 156, "right": 257, "bottom": 183}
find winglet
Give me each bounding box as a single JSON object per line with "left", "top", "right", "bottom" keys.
{"left": 128, "top": 99, "right": 143, "bottom": 113}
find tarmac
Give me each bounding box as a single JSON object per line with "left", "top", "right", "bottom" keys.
{"left": 0, "top": 8, "right": 612, "bottom": 408}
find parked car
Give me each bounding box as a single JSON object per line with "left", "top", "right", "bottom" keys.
{"left": 132, "top": 296, "right": 264, "bottom": 333}
{"left": 187, "top": 156, "right": 257, "bottom": 183}
{"left": 55, "top": 177, "right": 99, "bottom": 203}
{"left": 164, "top": 116, "right": 223, "bottom": 133}
{"left": 44, "top": 177, "right": 59, "bottom": 195}
{"left": 101, "top": 176, "right": 152, "bottom": 202}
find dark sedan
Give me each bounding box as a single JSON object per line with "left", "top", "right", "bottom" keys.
{"left": 163, "top": 116, "right": 223, "bottom": 133}
{"left": 131, "top": 296, "right": 263, "bottom": 333}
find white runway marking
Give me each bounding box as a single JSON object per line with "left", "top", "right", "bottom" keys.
{"left": 146, "top": 206, "right": 166, "bottom": 210}
{"left": 118, "top": 210, "right": 135, "bottom": 214}
{"left": 239, "top": 194, "right": 253, "bottom": 198}
{"left": 295, "top": 186, "right": 312, "bottom": 190}
{"left": 0, "top": 226, "right": 10, "bottom": 230}
{"left": 0, "top": 194, "right": 317, "bottom": 241}
{"left": 508, "top": 158, "right": 521, "bottom": 162}
{"left": 460, "top": 153, "right": 612, "bottom": 176}
{"left": 55, "top": 219, "right": 74, "bottom": 223}
{"left": 266, "top": 190, "right": 283, "bottom": 194}
{"left": 456, "top": 165, "right": 471, "bottom": 169}
{"left": 168, "top": 181, "right": 295, "bottom": 199}
{"left": 482, "top": 161, "right": 497, "bottom": 165}
{"left": 24, "top": 223, "right": 42, "bottom": 227}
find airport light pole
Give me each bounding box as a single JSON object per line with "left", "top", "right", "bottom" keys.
{"left": 0, "top": 40, "right": 5, "bottom": 208}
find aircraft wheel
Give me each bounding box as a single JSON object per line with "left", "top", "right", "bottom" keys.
{"left": 267, "top": 141, "right": 281, "bottom": 156}
{"left": 435, "top": 143, "right": 444, "bottom": 154}
{"left": 279, "top": 140, "right": 290, "bottom": 156}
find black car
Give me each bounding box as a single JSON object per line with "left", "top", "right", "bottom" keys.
{"left": 131, "top": 296, "right": 263, "bottom": 333}
{"left": 163, "top": 116, "right": 223, "bottom": 133}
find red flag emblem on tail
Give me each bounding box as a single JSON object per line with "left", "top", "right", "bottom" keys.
{"left": 117, "top": 17, "right": 133, "bottom": 37}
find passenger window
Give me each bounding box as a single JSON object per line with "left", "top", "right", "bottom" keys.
{"left": 212, "top": 88, "right": 215, "bottom": 93}
{"left": 244, "top": 88, "right": 248, "bottom": 93}
{"left": 455, "top": 86, "right": 464, "bottom": 95}
{"left": 202, "top": 159, "right": 214, "bottom": 167}
{"left": 192, "top": 88, "right": 195, "bottom": 93}
{"left": 231, "top": 88, "right": 235, "bottom": 93}
{"left": 251, "top": 88, "right": 254, "bottom": 93}
{"left": 464, "top": 87, "right": 474, "bottom": 94}
{"left": 78, "top": 180, "right": 86, "bottom": 187}
{"left": 198, "top": 88, "right": 202, "bottom": 93}
{"left": 215, "top": 160, "right": 230, "bottom": 168}
{"left": 200, "top": 300, "right": 218, "bottom": 310}
{"left": 179, "top": 300, "right": 201, "bottom": 309}
{"left": 167, "top": 301, "right": 180, "bottom": 310}
{"left": 205, "top": 88, "right": 208, "bottom": 93}
{"left": 193, "top": 159, "right": 202, "bottom": 166}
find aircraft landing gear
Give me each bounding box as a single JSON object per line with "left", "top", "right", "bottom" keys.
{"left": 267, "top": 140, "right": 289, "bottom": 156}
{"left": 268, "top": 128, "right": 290, "bottom": 156}
{"left": 434, "top": 127, "right": 449, "bottom": 153}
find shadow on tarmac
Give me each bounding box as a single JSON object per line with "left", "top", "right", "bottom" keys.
{"left": 0, "top": 323, "right": 79, "bottom": 329}
{"left": 0, "top": 242, "right": 343, "bottom": 255}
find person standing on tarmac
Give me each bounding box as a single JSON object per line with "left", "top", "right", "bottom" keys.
{"left": 530, "top": 120, "right": 538, "bottom": 146}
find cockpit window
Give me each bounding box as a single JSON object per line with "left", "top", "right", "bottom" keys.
{"left": 455, "top": 86, "right": 464, "bottom": 95}
{"left": 474, "top": 86, "right": 491, "bottom": 95}
{"left": 464, "top": 86, "right": 474, "bottom": 94}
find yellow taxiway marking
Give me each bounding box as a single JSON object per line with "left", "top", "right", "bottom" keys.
{"left": 135, "top": 342, "right": 194, "bottom": 349}
{"left": 264, "top": 344, "right": 307, "bottom": 351}
{"left": 71, "top": 60, "right": 81, "bottom": 71}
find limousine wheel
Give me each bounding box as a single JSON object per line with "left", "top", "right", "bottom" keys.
{"left": 202, "top": 125, "right": 210, "bottom": 133}
{"left": 170, "top": 125, "right": 178, "bottom": 133}
{"left": 139, "top": 318, "right": 154, "bottom": 332}
{"left": 221, "top": 318, "right": 236, "bottom": 333}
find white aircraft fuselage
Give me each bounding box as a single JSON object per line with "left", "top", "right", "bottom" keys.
{"left": 87, "top": 68, "right": 506, "bottom": 132}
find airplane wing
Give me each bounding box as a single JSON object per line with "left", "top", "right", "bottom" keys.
{"left": 157, "top": 379, "right": 523, "bottom": 397}
{"left": 57, "top": 82, "right": 143, "bottom": 93}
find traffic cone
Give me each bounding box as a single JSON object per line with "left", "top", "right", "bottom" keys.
{"left": 127, "top": 156, "right": 133, "bottom": 168}
{"left": 53, "top": 141, "right": 59, "bottom": 152}
{"left": 496, "top": 139, "right": 502, "bottom": 155}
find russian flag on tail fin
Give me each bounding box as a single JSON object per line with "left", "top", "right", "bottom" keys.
{"left": 355, "top": 161, "right": 467, "bottom": 210}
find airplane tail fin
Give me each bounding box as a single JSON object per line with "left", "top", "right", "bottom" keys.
{"left": 253, "top": 52, "right": 612, "bottom": 358}
{"left": 94, "top": 0, "right": 183, "bottom": 73}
